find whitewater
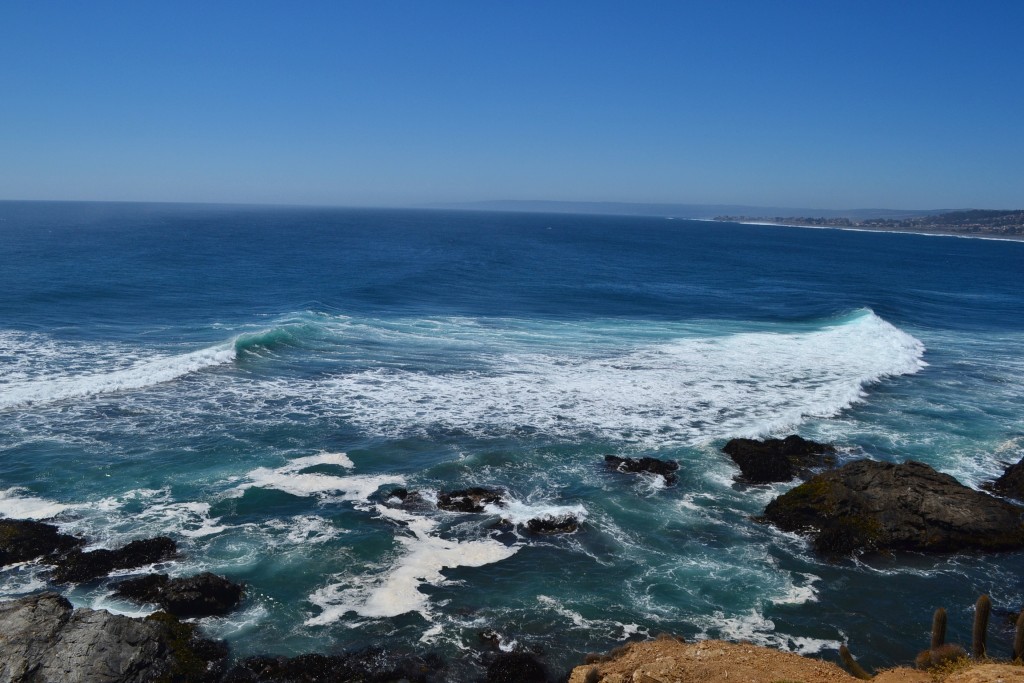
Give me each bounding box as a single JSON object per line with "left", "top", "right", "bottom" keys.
{"left": 0, "top": 202, "right": 1022, "bottom": 677}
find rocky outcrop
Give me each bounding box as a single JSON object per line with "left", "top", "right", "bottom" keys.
{"left": 387, "top": 488, "right": 427, "bottom": 505}
{"left": 0, "top": 519, "right": 83, "bottom": 567}
{"left": 723, "top": 434, "right": 836, "bottom": 484}
{"left": 0, "top": 592, "right": 225, "bottom": 683}
{"left": 761, "top": 460, "right": 1024, "bottom": 556}
{"left": 221, "top": 650, "right": 446, "bottom": 682}
{"left": 604, "top": 456, "right": 679, "bottom": 485}
{"left": 485, "top": 651, "right": 549, "bottom": 683}
{"left": 113, "top": 572, "right": 244, "bottom": 618}
{"left": 988, "top": 456, "right": 1024, "bottom": 501}
{"left": 436, "top": 487, "right": 504, "bottom": 513}
{"left": 526, "top": 515, "right": 579, "bottom": 534}
{"left": 51, "top": 537, "right": 178, "bottom": 584}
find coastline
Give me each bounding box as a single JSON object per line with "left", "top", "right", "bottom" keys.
{"left": 699, "top": 218, "right": 1024, "bottom": 242}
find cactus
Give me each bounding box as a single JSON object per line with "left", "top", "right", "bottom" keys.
{"left": 839, "top": 644, "right": 873, "bottom": 680}
{"left": 1014, "top": 611, "right": 1024, "bottom": 662}
{"left": 930, "top": 607, "right": 947, "bottom": 649}
{"left": 972, "top": 594, "right": 991, "bottom": 659}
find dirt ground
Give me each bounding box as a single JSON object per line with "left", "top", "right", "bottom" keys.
{"left": 565, "top": 638, "right": 1024, "bottom": 683}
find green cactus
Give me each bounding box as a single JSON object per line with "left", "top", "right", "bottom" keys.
{"left": 972, "top": 594, "right": 991, "bottom": 659}
{"left": 931, "top": 607, "right": 947, "bottom": 650}
{"left": 839, "top": 644, "right": 873, "bottom": 680}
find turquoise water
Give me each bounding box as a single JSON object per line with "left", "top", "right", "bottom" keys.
{"left": 0, "top": 202, "right": 1022, "bottom": 676}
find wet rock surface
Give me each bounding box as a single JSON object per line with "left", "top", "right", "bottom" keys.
{"left": 51, "top": 536, "right": 178, "bottom": 584}
{"left": 0, "top": 592, "right": 224, "bottom": 683}
{"left": 436, "top": 487, "right": 504, "bottom": 513}
{"left": 0, "top": 519, "right": 84, "bottom": 567}
{"left": 987, "top": 456, "right": 1024, "bottom": 501}
{"left": 526, "top": 515, "right": 580, "bottom": 534}
{"left": 222, "top": 649, "right": 446, "bottom": 683}
{"left": 723, "top": 434, "right": 836, "bottom": 484}
{"left": 604, "top": 456, "right": 679, "bottom": 485}
{"left": 387, "top": 487, "right": 426, "bottom": 505}
{"left": 485, "top": 651, "right": 550, "bottom": 683}
{"left": 114, "top": 572, "right": 244, "bottom": 618}
{"left": 761, "top": 460, "right": 1024, "bottom": 556}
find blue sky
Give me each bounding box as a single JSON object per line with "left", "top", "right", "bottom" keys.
{"left": 2, "top": 1, "right": 1022, "bottom": 209}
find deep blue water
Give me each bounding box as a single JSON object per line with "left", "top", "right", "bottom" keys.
{"left": 1, "top": 201, "right": 1022, "bottom": 677}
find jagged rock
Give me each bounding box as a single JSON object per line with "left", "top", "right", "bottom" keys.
{"left": 526, "top": 515, "right": 579, "bottom": 534}
{"left": 222, "top": 649, "right": 446, "bottom": 682}
{"left": 604, "top": 455, "right": 679, "bottom": 485}
{"left": 388, "top": 488, "right": 425, "bottom": 505}
{"left": 988, "top": 456, "right": 1024, "bottom": 500}
{"left": 722, "top": 434, "right": 836, "bottom": 484}
{"left": 52, "top": 536, "right": 177, "bottom": 584}
{"left": 479, "top": 628, "right": 502, "bottom": 650}
{"left": 0, "top": 519, "right": 83, "bottom": 567}
{"left": 486, "top": 651, "right": 548, "bottom": 683}
{"left": 761, "top": 460, "right": 1024, "bottom": 556}
{"left": 0, "top": 592, "right": 226, "bottom": 683}
{"left": 114, "top": 572, "right": 243, "bottom": 618}
{"left": 436, "top": 487, "right": 504, "bottom": 513}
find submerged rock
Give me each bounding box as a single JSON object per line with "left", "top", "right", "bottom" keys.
{"left": 436, "top": 487, "right": 504, "bottom": 513}
{"left": 722, "top": 434, "right": 836, "bottom": 484}
{"left": 0, "top": 592, "right": 226, "bottom": 683}
{"left": 988, "top": 456, "right": 1024, "bottom": 501}
{"left": 761, "top": 460, "right": 1024, "bottom": 556}
{"left": 604, "top": 455, "right": 679, "bottom": 485}
{"left": 52, "top": 536, "right": 177, "bottom": 584}
{"left": 114, "top": 572, "right": 244, "bottom": 618}
{"left": 0, "top": 519, "right": 84, "bottom": 567}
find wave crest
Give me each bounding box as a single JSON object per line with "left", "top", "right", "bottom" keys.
{"left": 323, "top": 310, "right": 925, "bottom": 445}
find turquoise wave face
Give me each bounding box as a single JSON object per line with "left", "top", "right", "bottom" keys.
{"left": 0, "top": 205, "right": 1022, "bottom": 677}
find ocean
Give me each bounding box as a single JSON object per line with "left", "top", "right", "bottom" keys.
{"left": 1, "top": 201, "right": 1022, "bottom": 677}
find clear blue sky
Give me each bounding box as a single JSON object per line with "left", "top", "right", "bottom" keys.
{"left": 2, "top": 1, "right": 1022, "bottom": 209}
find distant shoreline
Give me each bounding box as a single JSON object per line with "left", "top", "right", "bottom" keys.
{"left": 704, "top": 218, "right": 1024, "bottom": 242}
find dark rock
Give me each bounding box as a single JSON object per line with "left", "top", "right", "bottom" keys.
{"left": 604, "top": 455, "right": 679, "bottom": 485}
{"left": 723, "top": 434, "right": 836, "bottom": 484}
{"left": 486, "top": 651, "right": 548, "bottom": 683}
{"left": 388, "top": 487, "right": 426, "bottom": 506}
{"left": 223, "top": 649, "right": 445, "bottom": 683}
{"left": 526, "top": 515, "right": 579, "bottom": 534}
{"left": 479, "top": 628, "right": 502, "bottom": 649}
{"left": 52, "top": 536, "right": 177, "bottom": 584}
{"left": 436, "top": 487, "right": 504, "bottom": 513}
{"left": 0, "top": 519, "right": 84, "bottom": 567}
{"left": 0, "top": 592, "right": 226, "bottom": 683}
{"left": 114, "top": 572, "right": 244, "bottom": 618}
{"left": 988, "top": 456, "right": 1024, "bottom": 500}
{"left": 761, "top": 459, "right": 1024, "bottom": 556}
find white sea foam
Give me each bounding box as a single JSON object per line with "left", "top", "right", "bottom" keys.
{"left": 233, "top": 453, "right": 397, "bottom": 500}
{"left": 0, "top": 343, "right": 236, "bottom": 409}
{"left": 537, "top": 595, "right": 648, "bottom": 640}
{"left": 771, "top": 573, "right": 821, "bottom": 605}
{"left": 306, "top": 504, "right": 517, "bottom": 624}
{"left": 695, "top": 609, "right": 840, "bottom": 655}
{"left": 483, "top": 499, "right": 588, "bottom": 526}
{"left": 321, "top": 311, "right": 925, "bottom": 446}
{"left": 0, "top": 487, "right": 68, "bottom": 520}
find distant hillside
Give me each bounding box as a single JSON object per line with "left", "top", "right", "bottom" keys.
{"left": 436, "top": 200, "right": 952, "bottom": 221}
{"left": 714, "top": 209, "right": 1024, "bottom": 238}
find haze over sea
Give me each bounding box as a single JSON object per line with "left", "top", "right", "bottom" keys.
{"left": 1, "top": 201, "right": 1022, "bottom": 677}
